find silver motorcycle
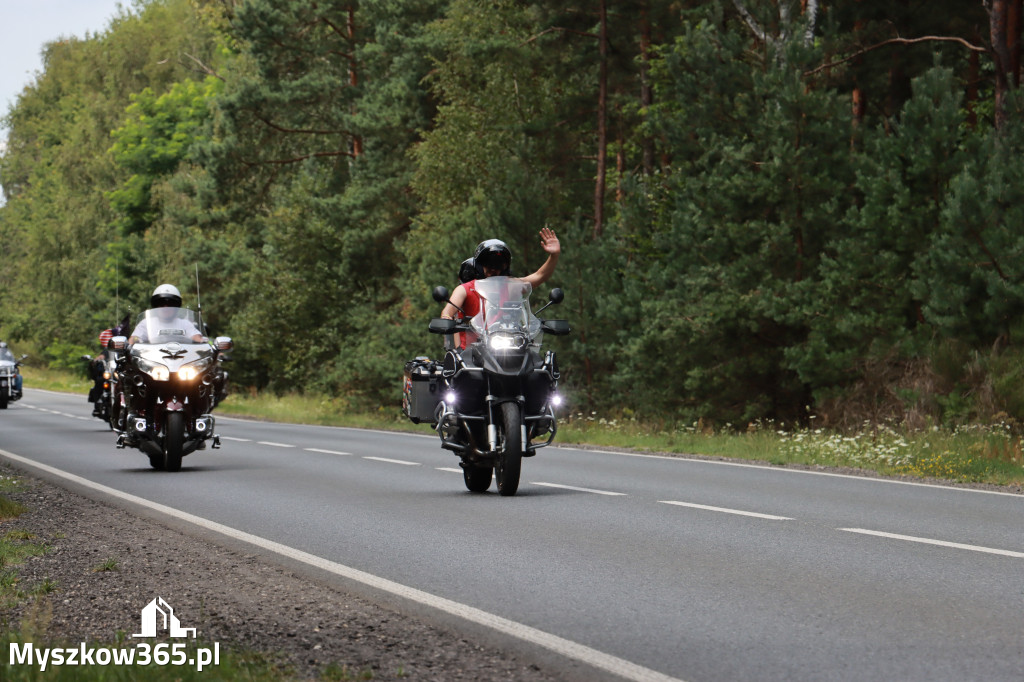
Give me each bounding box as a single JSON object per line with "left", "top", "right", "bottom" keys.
{"left": 0, "top": 345, "right": 26, "bottom": 409}
{"left": 111, "top": 307, "right": 232, "bottom": 471}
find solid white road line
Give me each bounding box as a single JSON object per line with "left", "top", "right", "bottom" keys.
{"left": 0, "top": 447, "right": 686, "bottom": 682}
{"left": 304, "top": 448, "right": 352, "bottom": 456}
{"left": 558, "top": 445, "right": 1024, "bottom": 498}
{"left": 839, "top": 528, "right": 1024, "bottom": 558}
{"left": 532, "top": 482, "right": 626, "bottom": 496}
{"left": 659, "top": 500, "right": 793, "bottom": 521}
{"left": 362, "top": 456, "right": 419, "bottom": 466}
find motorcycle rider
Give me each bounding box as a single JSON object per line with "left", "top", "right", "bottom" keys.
{"left": 440, "top": 228, "right": 561, "bottom": 334}
{"left": 0, "top": 342, "right": 23, "bottom": 397}
{"left": 88, "top": 329, "right": 114, "bottom": 415}
{"left": 128, "top": 284, "right": 204, "bottom": 344}
{"left": 88, "top": 314, "right": 130, "bottom": 415}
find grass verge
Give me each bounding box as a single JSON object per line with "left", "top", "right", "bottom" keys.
{"left": 21, "top": 367, "right": 1024, "bottom": 487}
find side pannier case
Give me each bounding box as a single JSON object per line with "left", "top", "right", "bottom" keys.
{"left": 402, "top": 357, "right": 442, "bottom": 424}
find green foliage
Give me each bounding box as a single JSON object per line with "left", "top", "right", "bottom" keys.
{"left": 914, "top": 88, "right": 1024, "bottom": 345}
{"left": 2, "top": 0, "right": 1023, "bottom": 428}
{"left": 41, "top": 341, "right": 92, "bottom": 375}
{"left": 614, "top": 17, "right": 851, "bottom": 422}
{"left": 0, "top": 0, "right": 220, "bottom": 350}
{"left": 108, "top": 77, "right": 224, "bottom": 235}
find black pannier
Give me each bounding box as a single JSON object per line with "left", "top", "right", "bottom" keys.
{"left": 402, "top": 357, "right": 442, "bottom": 424}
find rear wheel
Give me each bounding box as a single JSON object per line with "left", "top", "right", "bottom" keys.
{"left": 164, "top": 412, "right": 184, "bottom": 472}
{"left": 463, "top": 465, "right": 492, "bottom": 493}
{"left": 495, "top": 402, "right": 523, "bottom": 496}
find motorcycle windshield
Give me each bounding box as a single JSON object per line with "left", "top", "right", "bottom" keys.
{"left": 133, "top": 307, "right": 203, "bottom": 345}
{"left": 0, "top": 348, "right": 14, "bottom": 363}
{"left": 469, "top": 277, "right": 541, "bottom": 341}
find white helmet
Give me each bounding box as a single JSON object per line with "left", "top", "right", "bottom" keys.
{"left": 150, "top": 284, "right": 182, "bottom": 308}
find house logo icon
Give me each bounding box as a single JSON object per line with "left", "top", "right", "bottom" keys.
{"left": 132, "top": 597, "right": 197, "bottom": 638}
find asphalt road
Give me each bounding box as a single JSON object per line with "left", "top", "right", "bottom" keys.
{"left": 2, "top": 388, "right": 1023, "bottom": 682}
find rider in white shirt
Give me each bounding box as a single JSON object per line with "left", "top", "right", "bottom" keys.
{"left": 128, "top": 284, "right": 204, "bottom": 344}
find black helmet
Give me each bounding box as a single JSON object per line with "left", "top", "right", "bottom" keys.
{"left": 458, "top": 258, "right": 477, "bottom": 284}
{"left": 150, "top": 283, "right": 182, "bottom": 308}
{"left": 473, "top": 239, "right": 512, "bottom": 278}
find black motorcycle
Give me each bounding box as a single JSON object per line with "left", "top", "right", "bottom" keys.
{"left": 404, "top": 277, "right": 569, "bottom": 496}
{"left": 110, "top": 306, "right": 232, "bottom": 471}
{"left": 82, "top": 350, "right": 118, "bottom": 427}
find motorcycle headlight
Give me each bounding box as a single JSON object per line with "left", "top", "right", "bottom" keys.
{"left": 136, "top": 358, "right": 170, "bottom": 381}
{"left": 177, "top": 357, "right": 213, "bottom": 382}
{"left": 489, "top": 334, "right": 527, "bottom": 351}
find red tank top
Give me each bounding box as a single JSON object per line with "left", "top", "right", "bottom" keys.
{"left": 457, "top": 280, "right": 482, "bottom": 349}
{"left": 462, "top": 280, "right": 482, "bottom": 318}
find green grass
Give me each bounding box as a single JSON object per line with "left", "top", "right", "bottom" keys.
{"left": 20, "top": 366, "right": 92, "bottom": 394}
{"left": 215, "top": 391, "right": 422, "bottom": 432}
{"left": 0, "top": 500, "right": 48, "bottom": 608}
{"left": 559, "top": 413, "right": 1024, "bottom": 486}
{"left": 0, "top": 496, "right": 29, "bottom": 521}
{"left": 22, "top": 367, "right": 1024, "bottom": 486}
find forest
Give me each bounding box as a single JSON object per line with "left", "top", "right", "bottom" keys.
{"left": 2, "top": 0, "right": 1024, "bottom": 430}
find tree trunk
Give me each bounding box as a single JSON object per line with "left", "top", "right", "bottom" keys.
{"left": 851, "top": 6, "right": 866, "bottom": 135}
{"left": 1010, "top": 0, "right": 1022, "bottom": 87}
{"left": 640, "top": 0, "right": 654, "bottom": 175}
{"left": 348, "top": 7, "right": 363, "bottom": 157}
{"left": 593, "top": 0, "right": 608, "bottom": 239}
{"left": 990, "top": 0, "right": 1011, "bottom": 129}
{"left": 966, "top": 50, "right": 980, "bottom": 128}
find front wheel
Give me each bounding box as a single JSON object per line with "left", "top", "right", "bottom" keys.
{"left": 495, "top": 402, "right": 523, "bottom": 496}
{"left": 164, "top": 412, "right": 184, "bottom": 472}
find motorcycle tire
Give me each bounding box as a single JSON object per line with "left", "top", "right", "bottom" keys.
{"left": 463, "top": 465, "right": 492, "bottom": 493}
{"left": 495, "top": 401, "right": 523, "bottom": 496}
{"left": 164, "top": 412, "right": 185, "bottom": 472}
{"left": 0, "top": 392, "right": 7, "bottom": 409}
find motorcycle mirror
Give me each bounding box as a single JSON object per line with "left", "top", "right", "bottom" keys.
{"left": 110, "top": 336, "right": 128, "bottom": 351}
{"left": 81, "top": 354, "right": 93, "bottom": 361}
{"left": 534, "top": 287, "right": 565, "bottom": 316}
{"left": 214, "top": 336, "right": 233, "bottom": 351}
{"left": 431, "top": 286, "right": 450, "bottom": 303}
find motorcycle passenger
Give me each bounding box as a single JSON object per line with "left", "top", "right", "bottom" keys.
{"left": 440, "top": 228, "right": 561, "bottom": 346}
{"left": 128, "top": 284, "right": 204, "bottom": 344}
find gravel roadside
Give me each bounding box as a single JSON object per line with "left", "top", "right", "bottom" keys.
{"left": 0, "top": 466, "right": 565, "bottom": 681}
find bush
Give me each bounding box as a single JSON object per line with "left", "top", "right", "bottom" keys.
{"left": 41, "top": 340, "right": 93, "bottom": 377}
